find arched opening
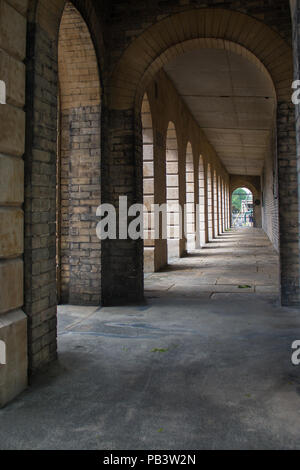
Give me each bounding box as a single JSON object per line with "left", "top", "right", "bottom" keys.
{"left": 232, "top": 188, "right": 254, "bottom": 228}
{"left": 225, "top": 182, "right": 229, "bottom": 230}
{"left": 198, "top": 155, "right": 206, "bottom": 247}
{"left": 57, "top": 2, "right": 101, "bottom": 306}
{"left": 222, "top": 180, "right": 226, "bottom": 232}
{"left": 213, "top": 170, "right": 218, "bottom": 239}
{"left": 185, "top": 143, "right": 195, "bottom": 251}
{"left": 218, "top": 176, "right": 223, "bottom": 235}
{"left": 142, "top": 93, "right": 155, "bottom": 273}
{"left": 220, "top": 179, "right": 224, "bottom": 232}
{"left": 226, "top": 182, "right": 230, "bottom": 230}
{"left": 166, "top": 122, "right": 180, "bottom": 262}
{"left": 226, "top": 184, "right": 231, "bottom": 229}
{"left": 207, "top": 164, "right": 213, "bottom": 242}
{"left": 224, "top": 183, "right": 228, "bottom": 230}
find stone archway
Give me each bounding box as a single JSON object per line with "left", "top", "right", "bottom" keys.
{"left": 109, "top": 10, "right": 290, "bottom": 110}
{"left": 105, "top": 8, "right": 298, "bottom": 307}
{"left": 230, "top": 176, "right": 262, "bottom": 230}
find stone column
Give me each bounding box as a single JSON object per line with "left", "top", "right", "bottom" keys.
{"left": 213, "top": 170, "right": 218, "bottom": 238}
{"left": 101, "top": 107, "right": 144, "bottom": 305}
{"left": 286, "top": 0, "right": 300, "bottom": 306}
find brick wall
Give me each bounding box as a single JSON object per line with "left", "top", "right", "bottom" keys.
{"left": 25, "top": 20, "right": 59, "bottom": 373}
{"left": 58, "top": 2, "right": 101, "bottom": 305}
{"left": 107, "top": 0, "right": 293, "bottom": 74}
{"left": 290, "top": 0, "right": 300, "bottom": 304}
{"left": 261, "top": 126, "right": 280, "bottom": 251}
{"left": 59, "top": 105, "right": 101, "bottom": 305}
{"left": 277, "top": 99, "right": 299, "bottom": 305}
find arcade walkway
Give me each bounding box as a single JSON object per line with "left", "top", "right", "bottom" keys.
{"left": 1, "top": 229, "right": 300, "bottom": 450}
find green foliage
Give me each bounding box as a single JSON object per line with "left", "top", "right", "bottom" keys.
{"left": 232, "top": 188, "right": 247, "bottom": 212}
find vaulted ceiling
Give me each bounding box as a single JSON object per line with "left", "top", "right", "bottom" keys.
{"left": 164, "top": 48, "right": 276, "bottom": 176}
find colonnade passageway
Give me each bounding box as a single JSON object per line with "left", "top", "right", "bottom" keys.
{"left": 1, "top": 228, "right": 300, "bottom": 449}
{"left": 2, "top": 0, "right": 300, "bottom": 447}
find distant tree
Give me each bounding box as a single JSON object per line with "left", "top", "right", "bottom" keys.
{"left": 232, "top": 188, "right": 247, "bottom": 212}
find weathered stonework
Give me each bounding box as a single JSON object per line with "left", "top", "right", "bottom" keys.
{"left": 25, "top": 16, "right": 59, "bottom": 374}
{"left": 59, "top": 106, "right": 101, "bottom": 305}
{"left": 0, "top": 310, "right": 28, "bottom": 408}
{"left": 290, "top": 0, "right": 300, "bottom": 306}
{"left": 58, "top": 3, "right": 101, "bottom": 305}
{"left": 0, "top": 0, "right": 28, "bottom": 407}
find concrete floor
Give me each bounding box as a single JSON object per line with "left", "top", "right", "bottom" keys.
{"left": 1, "top": 228, "right": 300, "bottom": 449}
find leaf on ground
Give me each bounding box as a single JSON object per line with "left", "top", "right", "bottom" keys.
{"left": 158, "top": 428, "right": 164, "bottom": 433}
{"left": 151, "top": 348, "right": 169, "bottom": 353}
